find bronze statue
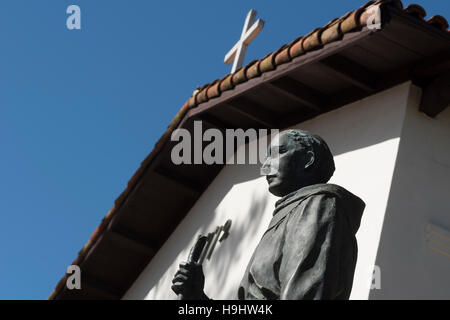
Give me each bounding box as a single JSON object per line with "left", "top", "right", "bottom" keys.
{"left": 172, "top": 129, "right": 365, "bottom": 300}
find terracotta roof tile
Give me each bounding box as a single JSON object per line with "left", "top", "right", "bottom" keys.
{"left": 391, "top": 0, "right": 404, "bottom": 10}
{"left": 242, "top": 60, "right": 259, "bottom": 80}
{"left": 206, "top": 80, "right": 221, "bottom": 100}
{"left": 232, "top": 64, "right": 249, "bottom": 85}
{"left": 49, "top": 0, "right": 450, "bottom": 299}
{"left": 302, "top": 27, "right": 324, "bottom": 52}
{"left": 404, "top": 4, "right": 426, "bottom": 20}
{"left": 187, "top": 94, "right": 196, "bottom": 108}
{"left": 427, "top": 15, "right": 449, "bottom": 32}
{"left": 274, "top": 44, "right": 292, "bottom": 66}
{"left": 288, "top": 36, "right": 305, "bottom": 58}
{"left": 219, "top": 73, "right": 234, "bottom": 92}
{"left": 196, "top": 83, "right": 211, "bottom": 104}
{"left": 259, "top": 51, "right": 277, "bottom": 73}
{"left": 246, "top": 59, "right": 262, "bottom": 79}
{"left": 340, "top": 11, "right": 360, "bottom": 34}
{"left": 343, "top": 1, "right": 375, "bottom": 32}
{"left": 320, "top": 18, "right": 343, "bottom": 45}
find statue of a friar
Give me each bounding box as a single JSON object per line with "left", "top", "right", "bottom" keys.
{"left": 172, "top": 129, "right": 365, "bottom": 300}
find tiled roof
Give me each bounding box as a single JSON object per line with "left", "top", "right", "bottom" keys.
{"left": 49, "top": 0, "right": 449, "bottom": 299}
{"left": 188, "top": 0, "right": 448, "bottom": 109}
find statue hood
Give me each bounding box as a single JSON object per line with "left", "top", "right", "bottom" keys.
{"left": 274, "top": 183, "right": 365, "bottom": 235}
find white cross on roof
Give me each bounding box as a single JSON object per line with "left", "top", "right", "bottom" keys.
{"left": 224, "top": 9, "right": 265, "bottom": 74}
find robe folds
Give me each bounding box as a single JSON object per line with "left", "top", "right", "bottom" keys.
{"left": 238, "top": 183, "right": 365, "bottom": 300}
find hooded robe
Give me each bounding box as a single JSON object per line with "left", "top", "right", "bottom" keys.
{"left": 238, "top": 183, "right": 365, "bottom": 300}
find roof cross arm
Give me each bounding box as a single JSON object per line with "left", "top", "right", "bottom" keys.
{"left": 224, "top": 9, "right": 265, "bottom": 73}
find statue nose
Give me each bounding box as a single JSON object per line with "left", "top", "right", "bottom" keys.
{"left": 261, "top": 158, "right": 271, "bottom": 175}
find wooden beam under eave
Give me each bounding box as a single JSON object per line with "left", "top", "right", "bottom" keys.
{"left": 264, "top": 78, "right": 324, "bottom": 112}
{"left": 420, "top": 72, "right": 450, "bottom": 117}
{"left": 153, "top": 166, "right": 204, "bottom": 194}
{"left": 223, "top": 99, "right": 278, "bottom": 129}
{"left": 413, "top": 52, "right": 450, "bottom": 79}
{"left": 195, "top": 112, "right": 237, "bottom": 131}
{"left": 319, "top": 54, "right": 379, "bottom": 92}
{"left": 109, "top": 230, "right": 155, "bottom": 257}
{"left": 57, "top": 273, "right": 122, "bottom": 300}
{"left": 81, "top": 274, "right": 123, "bottom": 299}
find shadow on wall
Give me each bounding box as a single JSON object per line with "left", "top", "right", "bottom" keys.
{"left": 125, "top": 82, "right": 417, "bottom": 300}
{"left": 298, "top": 87, "right": 410, "bottom": 157}
{"left": 125, "top": 162, "right": 273, "bottom": 300}
{"left": 370, "top": 98, "right": 450, "bottom": 299}
{"left": 203, "top": 184, "right": 271, "bottom": 299}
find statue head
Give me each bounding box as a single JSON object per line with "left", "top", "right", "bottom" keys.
{"left": 261, "top": 129, "right": 335, "bottom": 197}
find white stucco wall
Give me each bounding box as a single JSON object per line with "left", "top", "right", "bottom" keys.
{"left": 123, "top": 82, "right": 414, "bottom": 300}
{"left": 369, "top": 85, "right": 450, "bottom": 299}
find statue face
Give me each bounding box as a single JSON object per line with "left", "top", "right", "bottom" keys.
{"left": 262, "top": 132, "right": 314, "bottom": 197}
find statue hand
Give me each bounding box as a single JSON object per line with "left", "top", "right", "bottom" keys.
{"left": 171, "top": 261, "right": 209, "bottom": 300}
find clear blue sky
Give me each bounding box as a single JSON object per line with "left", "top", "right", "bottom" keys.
{"left": 0, "top": 0, "right": 447, "bottom": 299}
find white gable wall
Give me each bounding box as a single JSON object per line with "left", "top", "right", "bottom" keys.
{"left": 123, "top": 82, "right": 414, "bottom": 300}
{"left": 369, "top": 86, "right": 450, "bottom": 299}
